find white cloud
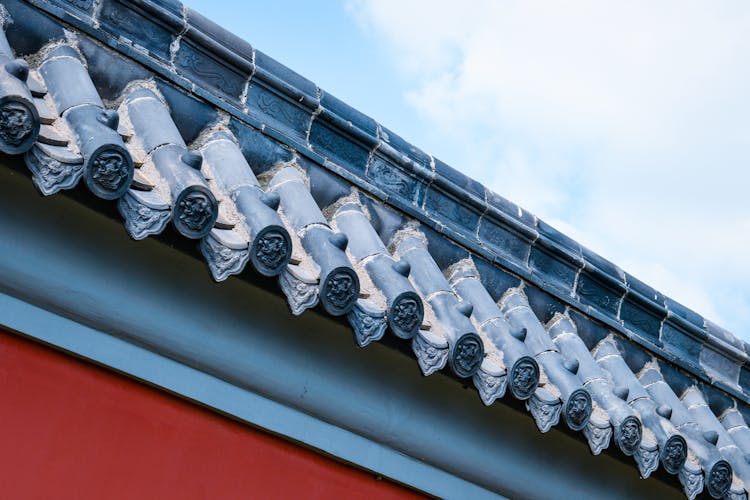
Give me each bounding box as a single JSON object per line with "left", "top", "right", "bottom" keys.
{"left": 349, "top": 0, "right": 750, "bottom": 337}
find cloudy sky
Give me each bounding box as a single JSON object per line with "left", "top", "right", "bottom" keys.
{"left": 184, "top": 1, "right": 750, "bottom": 339}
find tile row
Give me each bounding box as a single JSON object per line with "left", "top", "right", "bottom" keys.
{"left": 2, "top": 13, "right": 750, "bottom": 498}
{"left": 11, "top": 0, "right": 749, "bottom": 401}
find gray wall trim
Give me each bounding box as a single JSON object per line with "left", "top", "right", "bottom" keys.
{"left": 0, "top": 291, "right": 499, "bottom": 500}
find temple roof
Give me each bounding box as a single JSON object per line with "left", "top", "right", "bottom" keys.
{"left": 1, "top": 1, "right": 749, "bottom": 497}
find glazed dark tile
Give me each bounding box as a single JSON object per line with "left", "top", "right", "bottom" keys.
{"left": 270, "top": 167, "right": 359, "bottom": 316}
{"left": 333, "top": 201, "right": 423, "bottom": 340}
{"left": 122, "top": 87, "right": 217, "bottom": 238}
{"left": 500, "top": 289, "right": 592, "bottom": 432}
{"left": 200, "top": 131, "right": 291, "bottom": 278}
{"left": 98, "top": 0, "right": 181, "bottom": 61}
{"left": 38, "top": 45, "right": 133, "bottom": 199}
{"left": 395, "top": 233, "right": 484, "bottom": 379}
{"left": 449, "top": 260, "right": 539, "bottom": 401}
{"left": 0, "top": 24, "right": 40, "bottom": 155}
{"left": 593, "top": 340, "right": 695, "bottom": 493}
{"left": 549, "top": 315, "right": 642, "bottom": 457}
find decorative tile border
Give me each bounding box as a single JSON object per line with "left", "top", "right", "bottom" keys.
{"left": 14, "top": 0, "right": 750, "bottom": 403}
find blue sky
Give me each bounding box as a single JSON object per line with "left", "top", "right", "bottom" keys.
{"left": 184, "top": 0, "right": 750, "bottom": 339}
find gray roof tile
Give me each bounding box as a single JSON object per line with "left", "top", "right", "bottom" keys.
{"left": 501, "top": 290, "right": 593, "bottom": 432}
{"left": 395, "top": 233, "right": 484, "bottom": 379}
{"left": 640, "top": 365, "right": 735, "bottom": 498}
{"left": 37, "top": 44, "right": 133, "bottom": 199}
{"left": 200, "top": 132, "right": 291, "bottom": 277}
{"left": 271, "top": 166, "right": 359, "bottom": 316}
{"left": 549, "top": 315, "right": 642, "bottom": 456}
{"left": 333, "top": 201, "right": 423, "bottom": 340}
{"left": 451, "top": 266, "right": 540, "bottom": 401}
{"left": 0, "top": 27, "right": 39, "bottom": 154}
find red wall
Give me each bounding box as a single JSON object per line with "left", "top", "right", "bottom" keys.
{"left": 0, "top": 329, "right": 422, "bottom": 500}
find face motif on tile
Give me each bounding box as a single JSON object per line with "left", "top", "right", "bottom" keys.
{"left": 510, "top": 358, "right": 539, "bottom": 399}
{"left": 254, "top": 230, "right": 289, "bottom": 272}
{"left": 708, "top": 461, "right": 732, "bottom": 498}
{"left": 324, "top": 271, "right": 357, "bottom": 311}
{"left": 279, "top": 266, "right": 319, "bottom": 316}
{"left": 564, "top": 389, "right": 591, "bottom": 430}
{"left": 200, "top": 234, "right": 249, "bottom": 282}
{"left": 26, "top": 147, "right": 83, "bottom": 195}
{"left": 177, "top": 191, "right": 214, "bottom": 232}
{"left": 91, "top": 149, "right": 129, "bottom": 192}
{"left": 390, "top": 295, "right": 421, "bottom": 336}
{"left": 452, "top": 334, "right": 483, "bottom": 377}
{"left": 660, "top": 435, "right": 687, "bottom": 474}
{"left": 0, "top": 101, "right": 35, "bottom": 147}
{"left": 616, "top": 416, "right": 641, "bottom": 455}
{"left": 348, "top": 301, "right": 387, "bottom": 348}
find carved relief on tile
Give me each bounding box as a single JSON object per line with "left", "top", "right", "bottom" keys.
{"left": 615, "top": 415, "right": 642, "bottom": 456}
{"left": 118, "top": 190, "right": 170, "bottom": 241}
{"left": 473, "top": 363, "right": 508, "bottom": 406}
{"left": 347, "top": 299, "right": 387, "bottom": 348}
{"left": 90, "top": 147, "right": 131, "bottom": 195}
{"left": 25, "top": 144, "right": 83, "bottom": 196}
{"left": 661, "top": 435, "right": 688, "bottom": 475}
{"left": 563, "top": 389, "right": 591, "bottom": 431}
{"left": 412, "top": 330, "right": 449, "bottom": 376}
{"left": 280, "top": 263, "right": 319, "bottom": 316}
{"left": 450, "top": 333, "right": 483, "bottom": 378}
{"left": 527, "top": 388, "right": 562, "bottom": 433}
{"left": 200, "top": 230, "right": 250, "bottom": 282}
{"left": 706, "top": 460, "right": 733, "bottom": 499}
{"left": 509, "top": 357, "right": 539, "bottom": 400}
{"left": 634, "top": 442, "right": 659, "bottom": 479}
{"left": 678, "top": 460, "right": 703, "bottom": 500}
{"left": 0, "top": 101, "right": 37, "bottom": 150}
